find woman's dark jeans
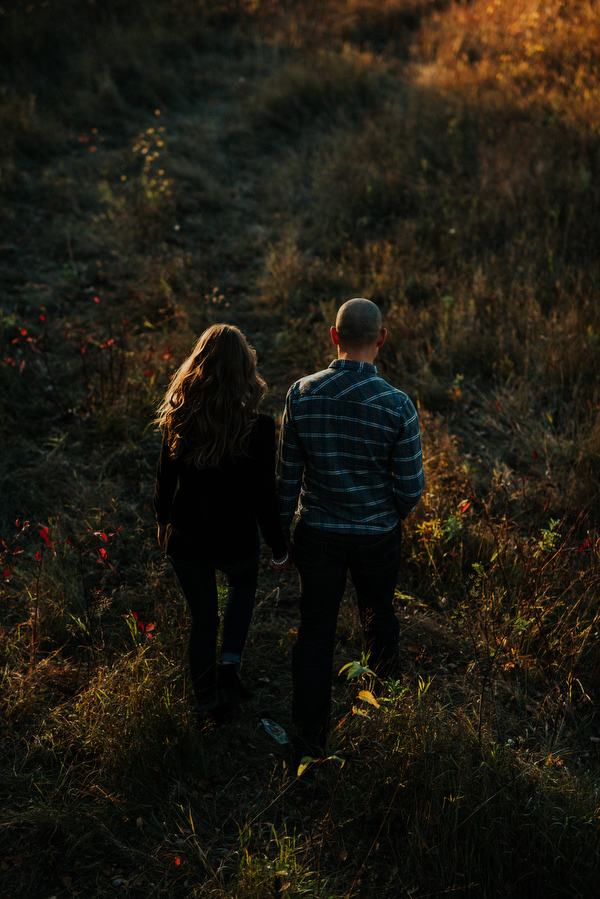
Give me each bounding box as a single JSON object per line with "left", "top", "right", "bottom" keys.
{"left": 292, "top": 519, "right": 402, "bottom": 750}
{"left": 170, "top": 544, "right": 259, "bottom": 710}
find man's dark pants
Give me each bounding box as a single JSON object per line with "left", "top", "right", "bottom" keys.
{"left": 292, "top": 519, "right": 402, "bottom": 753}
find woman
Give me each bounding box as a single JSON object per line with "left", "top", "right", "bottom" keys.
{"left": 154, "top": 324, "right": 291, "bottom": 726}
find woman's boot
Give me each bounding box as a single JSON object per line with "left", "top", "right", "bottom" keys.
{"left": 217, "top": 663, "right": 254, "bottom": 705}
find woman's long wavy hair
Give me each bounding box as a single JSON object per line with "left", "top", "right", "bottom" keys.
{"left": 155, "top": 324, "right": 266, "bottom": 468}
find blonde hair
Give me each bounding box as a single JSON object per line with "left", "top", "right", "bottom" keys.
{"left": 155, "top": 324, "right": 266, "bottom": 468}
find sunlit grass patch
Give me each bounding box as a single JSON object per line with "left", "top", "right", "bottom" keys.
{"left": 414, "top": 0, "right": 600, "bottom": 134}
{"left": 1, "top": 0, "right": 600, "bottom": 896}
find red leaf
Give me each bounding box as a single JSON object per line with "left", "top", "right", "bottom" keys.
{"left": 35, "top": 550, "right": 42, "bottom": 561}
{"left": 97, "top": 547, "right": 108, "bottom": 562}
{"left": 3, "top": 568, "right": 11, "bottom": 578}
{"left": 39, "top": 526, "right": 51, "bottom": 545}
{"left": 132, "top": 613, "right": 155, "bottom": 637}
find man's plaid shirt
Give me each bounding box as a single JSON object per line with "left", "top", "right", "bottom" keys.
{"left": 277, "top": 358, "right": 425, "bottom": 536}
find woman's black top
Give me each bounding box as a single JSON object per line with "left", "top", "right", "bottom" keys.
{"left": 154, "top": 413, "right": 287, "bottom": 564}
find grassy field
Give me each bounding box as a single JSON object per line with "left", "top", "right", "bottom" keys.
{"left": 1, "top": 1, "right": 599, "bottom": 896}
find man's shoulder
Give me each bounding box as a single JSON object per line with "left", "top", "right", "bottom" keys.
{"left": 370, "top": 375, "right": 412, "bottom": 405}
{"left": 288, "top": 364, "right": 411, "bottom": 407}
{"left": 289, "top": 366, "right": 335, "bottom": 396}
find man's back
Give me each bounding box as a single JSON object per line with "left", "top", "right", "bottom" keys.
{"left": 278, "top": 358, "right": 424, "bottom": 535}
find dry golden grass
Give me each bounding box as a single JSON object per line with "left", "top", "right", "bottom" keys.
{"left": 414, "top": 0, "right": 600, "bottom": 133}
{"left": 1, "top": 1, "right": 600, "bottom": 896}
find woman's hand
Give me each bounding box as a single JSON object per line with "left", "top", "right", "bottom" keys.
{"left": 157, "top": 522, "right": 168, "bottom": 551}
{"left": 269, "top": 540, "right": 295, "bottom": 573}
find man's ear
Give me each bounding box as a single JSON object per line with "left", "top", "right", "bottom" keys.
{"left": 330, "top": 325, "right": 340, "bottom": 346}
{"left": 377, "top": 328, "right": 387, "bottom": 348}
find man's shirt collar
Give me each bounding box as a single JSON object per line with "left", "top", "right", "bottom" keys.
{"left": 328, "top": 358, "right": 378, "bottom": 374}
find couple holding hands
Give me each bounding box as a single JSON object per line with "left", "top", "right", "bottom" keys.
{"left": 154, "top": 298, "right": 425, "bottom": 762}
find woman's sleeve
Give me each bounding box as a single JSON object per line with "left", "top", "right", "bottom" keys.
{"left": 153, "top": 436, "right": 179, "bottom": 524}
{"left": 251, "top": 417, "right": 288, "bottom": 558}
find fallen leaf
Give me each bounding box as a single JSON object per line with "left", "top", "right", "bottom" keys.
{"left": 358, "top": 690, "right": 380, "bottom": 709}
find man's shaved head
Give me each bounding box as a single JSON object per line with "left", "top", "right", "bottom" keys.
{"left": 335, "top": 298, "right": 382, "bottom": 349}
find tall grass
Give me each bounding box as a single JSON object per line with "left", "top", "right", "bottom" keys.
{"left": 1, "top": 1, "right": 599, "bottom": 896}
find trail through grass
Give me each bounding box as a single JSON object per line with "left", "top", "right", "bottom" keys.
{"left": 1, "top": 2, "right": 599, "bottom": 896}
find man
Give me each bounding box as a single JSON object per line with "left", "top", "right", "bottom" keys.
{"left": 277, "top": 298, "right": 425, "bottom": 759}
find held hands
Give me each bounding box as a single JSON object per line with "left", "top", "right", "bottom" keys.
{"left": 269, "top": 539, "right": 295, "bottom": 573}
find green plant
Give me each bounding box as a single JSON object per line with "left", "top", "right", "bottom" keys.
{"left": 2, "top": 2, "right": 600, "bottom": 897}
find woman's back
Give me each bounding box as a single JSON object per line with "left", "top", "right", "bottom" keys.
{"left": 154, "top": 412, "right": 285, "bottom": 563}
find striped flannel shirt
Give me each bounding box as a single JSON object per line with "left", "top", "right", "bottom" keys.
{"left": 277, "top": 358, "right": 425, "bottom": 536}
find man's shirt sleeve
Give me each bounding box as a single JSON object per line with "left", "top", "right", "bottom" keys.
{"left": 391, "top": 397, "right": 425, "bottom": 519}
{"left": 277, "top": 386, "right": 306, "bottom": 537}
